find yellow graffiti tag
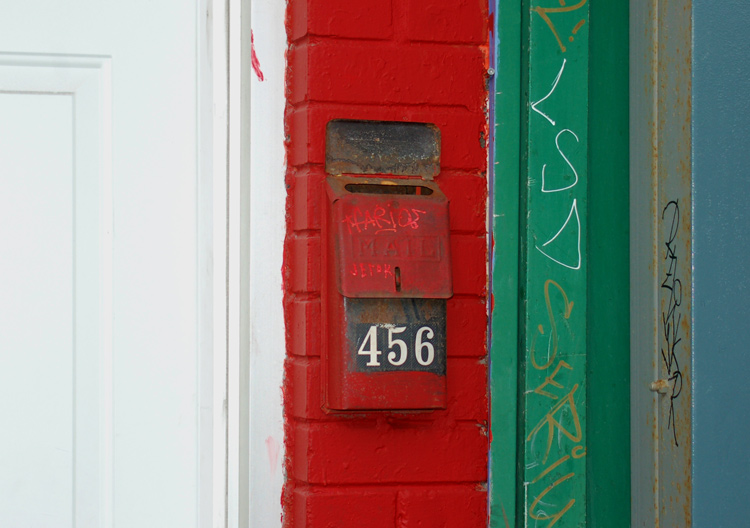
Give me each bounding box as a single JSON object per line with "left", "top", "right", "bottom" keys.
{"left": 533, "top": 359, "right": 573, "bottom": 399}
{"left": 533, "top": 0, "right": 588, "bottom": 53}
{"left": 529, "top": 472, "right": 576, "bottom": 528}
{"left": 530, "top": 279, "right": 574, "bottom": 370}
{"left": 527, "top": 383, "right": 582, "bottom": 464}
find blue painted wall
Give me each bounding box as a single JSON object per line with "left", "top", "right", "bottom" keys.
{"left": 693, "top": 1, "right": 750, "bottom": 525}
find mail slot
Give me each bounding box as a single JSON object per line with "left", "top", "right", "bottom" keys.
{"left": 321, "top": 176, "right": 452, "bottom": 411}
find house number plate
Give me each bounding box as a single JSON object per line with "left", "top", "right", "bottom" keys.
{"left": 345, "top": 298, "right": 446, "bottom": 374}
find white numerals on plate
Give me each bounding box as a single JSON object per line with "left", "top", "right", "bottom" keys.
{"left": 386, "top": 326, "right": 408, "bottom": 366}
{"left": 357, "top": 325, "right": 436, "bottom": 367}
{"left": 415, "top": 327, "right": 435, "bottom": 366}
{"left": 357, "top": 325, "right": 382, "bottom": 366}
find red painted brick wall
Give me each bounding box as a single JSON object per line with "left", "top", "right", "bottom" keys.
{"left": 283, "top": 1, "right": 489, "bottom": 526}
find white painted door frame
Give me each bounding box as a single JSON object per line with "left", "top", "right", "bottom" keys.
{"left": 204, "top": 0, "right": 286, "bottom": 526}
{"left": 198, "top": 0, "right": 232, "bottom": 525}
{"left": 199, "top": 0, "right": 245, "bottom": 525}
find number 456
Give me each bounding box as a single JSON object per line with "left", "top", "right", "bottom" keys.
{"left": 357, "top": 325, "right": 435, "bottom": 367}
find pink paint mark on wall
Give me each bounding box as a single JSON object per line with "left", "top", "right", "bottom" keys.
{"left": 251, "top": 30, "right": 265, "bottom": 81}
{"left": 265, "top": 436, "right": 279, "bottom": 477}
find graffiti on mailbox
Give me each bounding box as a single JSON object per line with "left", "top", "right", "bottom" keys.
{"left": 341, "top": 204, "right": 428, "bottom": 235}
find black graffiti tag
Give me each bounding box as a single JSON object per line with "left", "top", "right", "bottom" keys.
{"left": 661, "top": 200, "right": 683, "bottom": 446}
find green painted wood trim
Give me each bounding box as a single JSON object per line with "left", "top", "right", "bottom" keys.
{"left": 490, "top": 2, "right": 629, "bottom": 526}
{"left": 521, "top": 1, "right": 589, "bottom": 526}
{"left": 488, "top": 1, "right": 522, "bottom": 526}
{"left": 586, "top": 0, "right": 630, "bottom": 525}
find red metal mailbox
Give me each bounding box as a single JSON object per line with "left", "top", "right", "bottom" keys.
{"left": 321, "top": 176, "right": 452, "bottom": 411}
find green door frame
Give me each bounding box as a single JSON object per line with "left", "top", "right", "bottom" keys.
{"left": 489, "top": 2, "right": 630, "bottom": 526}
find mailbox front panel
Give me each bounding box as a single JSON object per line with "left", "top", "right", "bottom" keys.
{"left": 322, "top": 176, "right": 451, "bottom": 411}
{"left": 329, "top": 177, "right": 452, "bottom": 299}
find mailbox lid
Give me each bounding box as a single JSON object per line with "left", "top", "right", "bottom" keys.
{"left": 327, "top": 176, "right": 452, "bottom": 299}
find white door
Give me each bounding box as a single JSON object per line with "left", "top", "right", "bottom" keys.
{"left": 0, "top": 2, "right": 219, "bottom": 526}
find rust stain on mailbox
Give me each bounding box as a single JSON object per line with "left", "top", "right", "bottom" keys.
{"left": 321, "top": 176, "right": 451, "bottom": 411}
{"left": 326, "top": 120, "right": 441, "bottom": 179}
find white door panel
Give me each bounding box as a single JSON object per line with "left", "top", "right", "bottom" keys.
{"left": 0, "top": 3, "right": 207, "bottom": 526}
{"left": 0, "top": 56, "right": 109, "bottom": 528}
{"left": 0, "top": 92, "right": 75, "bottom": 527}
